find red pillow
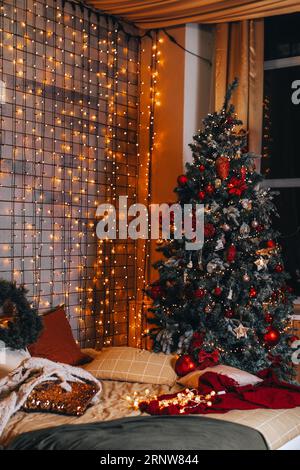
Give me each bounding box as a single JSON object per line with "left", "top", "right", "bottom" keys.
{"left": 28, "top": 305, "right": 91, "bottom": 366}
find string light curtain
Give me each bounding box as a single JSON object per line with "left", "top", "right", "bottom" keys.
{"left": 85, "top": 0, "right": 300, "bottom": 29}
{"left": 0, "top": 0, "right": 143, "bottom": 348}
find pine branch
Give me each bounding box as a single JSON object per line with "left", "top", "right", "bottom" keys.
{"left": 223, "top": 77, "right": 239, "bottom": 111}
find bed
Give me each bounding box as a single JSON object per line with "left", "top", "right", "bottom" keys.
{"left": 2, "top": 378, "right": 300, "bottom": 450}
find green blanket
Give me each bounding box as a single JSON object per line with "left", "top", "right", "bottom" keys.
{"left": 6, "top": 416, "right": 268, "bottom": 450}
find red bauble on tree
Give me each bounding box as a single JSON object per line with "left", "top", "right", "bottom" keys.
{"left": 198, "top": 190, "right": 206, "bottom": 201}
{"left": 226, "top": 244, "right": 236, "bottom": 263}
{"left": 264, "top": 327, "right": 280, "bottom": 346}
{"left": 204, "top": 223, "right": 216, "bottom": 238}
{"left": 205, "top": 183, "right": 215, "bottom": 195}
{"left": 198, "top": 164, "right": 205, "bottom": 172}
{"left": 275, "top": 264, "right": 284, "bottom": 273}
{"left": 150, "top": 285, "right": 163, "bottom": 300}
{"left": 177, "top": 175, "right": 188, "bottom": 186}
{"left": 215, "top": 156, "right": 230, "bottom": 180}
{"left": 194, "top": 288, "right": 206, "bottom": 299}
{"left": 226, "top": 116, "right": 234, "bottom": 125}
{"left": 266, "top": 240, "right": 276, "bottom": 249}
{"left": 175, "top": 354, "right": 197, "bottom": 377}
{"left": 214, "top": 286, "right": 222, "bottom": 296}
{"left": 249, "top": 287, "right": 257, "bottom": 298}
{"left": 240, "top": 166, "right": 247, "bottom": 179}
{"left": 256, "top": 224, "right": 265, "bottom": 233}
{"left": 264, "top": 313, "right": 273, "bottom": 324}
{"left": 225, "top": 308, "right": 234, "bottom": 318}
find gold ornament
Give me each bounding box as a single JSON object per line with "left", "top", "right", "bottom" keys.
{"left": 255, "top": 247, "right": 276, "bottom": 256}
{"left": 215, "top": 178, "right": 222, "bottom": 188}
{"left": 216, "top": 155, "right": 230, "bottom": 180}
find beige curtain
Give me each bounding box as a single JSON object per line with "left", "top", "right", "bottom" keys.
{"left": 214, "top": 19, "right": 264, "bottom": 155}
{"left": 86, "top": 0, "right": 300, "bottom": 28}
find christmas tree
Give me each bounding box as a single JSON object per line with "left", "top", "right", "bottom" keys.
{"left": 147, "top": 79, "right": 296, "bottom": 381}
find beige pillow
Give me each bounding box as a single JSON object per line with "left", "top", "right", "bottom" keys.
{"left": 83, "top": 347, "right": 177, "bottom": 386}
{"left": 177, "top": 364, "right": 263, "bottom": 388}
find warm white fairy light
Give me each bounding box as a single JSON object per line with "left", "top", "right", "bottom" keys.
{"left": 126, "top": 388, "right": 216, "bottom": 413}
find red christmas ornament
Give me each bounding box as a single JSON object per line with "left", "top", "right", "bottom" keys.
{"left": 290, "top": 335, "right": 299, "bottom": 343}
{"left": 271, "top": 291, "right": 278, "bottom": 301}
{"left": 204, "top": 223, "right": 216, "bottom": 238}
{"left": 225, "top": 308, "right": 234, "bottom": 318}
{"left": 266, "top": 240, "right": 276, "bottom": 249}
{"left": 227, "top": 176, "right": 248, "bottom": 196}
{"left": 226, "top": 244, "right": 237, "bottom": 263}
{"left": 249, "top": 287, "right": 257, "bottom": 298}
{"left": 226, "top": 116, "right": 234, "bottom": 125}
{"left": 214, "top": 286, "right": 222, "bottom": 296}
{"left": 177, "top": 175, "right": 188, "bottom": 186}
{"left": 205, "top": 183, "right": 215, "bottom": 195}
{"left": 194, "top": 288, "right": 206, "bottom": 299}
{"left": 264, "top": 313, "right": 273, "bottom": 324}
{"left": 264, "top": 327, "right": 280, "bottom": 346}
{"left": 216, "top": 156, "right": 230, "bottom": 180}
{"left": 150, "top": 285, "right": 163, "bottom": 300}
{"left": 175, "top": 354, "right": 197, "bottom": 377}
{"left": 199, "top": 164, "right": 205, "bottom": 172}
{"left": 198, "top": 190, "right": 206, "bottom": 201}
{"left": 240, "top": 166, "right": 247, "bottom": 179}
{"left": 256, "top": 224, "right": 264, "bottom": 233}
{"left": 275, "top": 264, "right": 283, "bottom": 273}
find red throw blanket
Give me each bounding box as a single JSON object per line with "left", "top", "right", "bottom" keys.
{"left": 139, "top": 371, "right": 300, "bottom": 415}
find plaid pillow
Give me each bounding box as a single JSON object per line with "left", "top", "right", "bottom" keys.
{"left": 83, "top": 347, "right": 177, "bottom": 386}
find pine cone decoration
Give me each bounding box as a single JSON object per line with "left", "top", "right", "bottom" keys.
{"left": 216, "top": 156, "right": 230, "bottom": 180}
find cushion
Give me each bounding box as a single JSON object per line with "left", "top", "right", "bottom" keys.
{"left": 28, "top": 305, "right": 91, "bottom": 366}
{"left": 23, "top": 380, "right": 98, "bottom": 416}
{"left": 177, "top": 364, "right": 263, "bottom": 388}
{"left": 0, "top": 348, "right": 30, "bottom": 379}
{"left": 83, "top": 347, "right": 177, "bottom": 386}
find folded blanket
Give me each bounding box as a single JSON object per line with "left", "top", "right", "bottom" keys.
{"left": 139, "top": 371, "right": 300, "bottom": 415}
{"left": 0, "top": 357, "right": 101, "bottom": 437}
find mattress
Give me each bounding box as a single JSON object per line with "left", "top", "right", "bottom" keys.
{"left": 1, "top": 379, "right": 300, "bottom": 450}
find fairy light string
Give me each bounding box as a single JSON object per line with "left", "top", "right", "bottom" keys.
{"left": 0, "top": 0, "right": 158, "bottom": 348}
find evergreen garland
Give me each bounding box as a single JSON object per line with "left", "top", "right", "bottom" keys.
{"left": 0, "top": 280, "right": 43, "bottom": 349}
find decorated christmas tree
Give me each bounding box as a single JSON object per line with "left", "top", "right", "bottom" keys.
{"left": 147, "top": 79, "right": 296, "bottom": 381}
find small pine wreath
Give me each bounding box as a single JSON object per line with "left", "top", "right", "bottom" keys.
{"left": 0, "top": 280, "right": 43, "bottom": 349}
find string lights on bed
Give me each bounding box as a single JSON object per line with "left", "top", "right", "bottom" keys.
{"left": 126, "top": 388, "right": 217, "bottom": 414}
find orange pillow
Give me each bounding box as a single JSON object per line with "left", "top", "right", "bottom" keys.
{"left": 28, "top": 305, "right": 91, "bottom": 366}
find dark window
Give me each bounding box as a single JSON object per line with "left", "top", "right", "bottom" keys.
{"left": 263, "top": 14, "right": 300, "bottom": 296}
{"left": 265, "top": 13, "right": 300, "bottom": 60}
